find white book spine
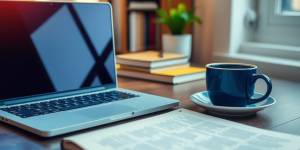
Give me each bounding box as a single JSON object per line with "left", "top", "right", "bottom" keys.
{"left": 129, "top": 12, "right": 137, "bottom": 52}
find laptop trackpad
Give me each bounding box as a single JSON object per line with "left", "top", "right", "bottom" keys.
{"left": 74, "top": 104, "right": 135, "bottom": 119}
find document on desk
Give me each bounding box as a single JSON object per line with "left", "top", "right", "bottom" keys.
{"left": 62, "top": 109, "right": 300, "bottom": 150}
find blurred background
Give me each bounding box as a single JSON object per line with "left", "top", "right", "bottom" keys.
{"left": 34, "top": 0, "right": 300, "bottom": 81}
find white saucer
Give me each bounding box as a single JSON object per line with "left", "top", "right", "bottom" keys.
{"left": 190, "top": 91, "right": 276, "bottom": 117}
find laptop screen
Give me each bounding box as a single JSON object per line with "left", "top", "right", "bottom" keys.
{"left": 0, "top": 2, "right": 116, "bottom": 101}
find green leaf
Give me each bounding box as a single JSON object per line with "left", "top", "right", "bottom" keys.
{"left": 155, "top": 2, "right": 202, "bottom": 34}
{"left": 180, "top": 12, "right": 189, "bottom": 22}
{"left": 177, "top": 3, "right": 187, "bottom": 13}
{"left": 169, "top": 13, "right": 186, "bottom": 34}
{"left": 190, "top": 12, "right": 202, "bottom": 24}
{"left": 156, "top": 9, "right": 168, "bottom": 18}
{"left": 169, "top": 8, "right": 178, "bottom": 17}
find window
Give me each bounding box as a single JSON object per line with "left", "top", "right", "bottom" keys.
{"left": 237, "top": 0, "right": 300, "bottom": 61}
{"left": 279, "top": 0, "right": 300, "bottom": 16}
{"left": 253, "top": 0, "right": 300, "bottom": 47}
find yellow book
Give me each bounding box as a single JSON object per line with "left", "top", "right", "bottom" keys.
{"left": 117, "top": 66, "right": 206, "bottom": 84}
{"left": 152, "top": 67, "right": 205, "bottom": 76}
{"left": 117, "top": 51, "right": 188, "bottom": 68}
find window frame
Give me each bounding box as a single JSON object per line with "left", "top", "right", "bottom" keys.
{"left": 277, "top": 0, "right": 300, "bottom": 16}
{"left": 253, "top": 0, "right": 300, "bottom": 47}
{"left": 209, "top": 0, "right": 300, "bottom": 81}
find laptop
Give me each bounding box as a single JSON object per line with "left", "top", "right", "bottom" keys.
{"left": 0, "top": 1, "right": 179, "bottom": 137}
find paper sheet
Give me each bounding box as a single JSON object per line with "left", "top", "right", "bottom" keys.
{"left": 64, "top": 109, "right": 300, "bottom": 150}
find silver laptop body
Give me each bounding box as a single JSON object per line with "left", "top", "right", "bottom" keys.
{"left": 0, "top": 1, "right": 179, "bottom": 137}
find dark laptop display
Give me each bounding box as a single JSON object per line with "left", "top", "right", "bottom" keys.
{"left": 0, "top": 2, "right": 116, "bottom": 101}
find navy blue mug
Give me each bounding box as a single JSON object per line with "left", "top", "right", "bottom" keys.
{"left": 206, "top": 63, "right": 272, "bottom": 107}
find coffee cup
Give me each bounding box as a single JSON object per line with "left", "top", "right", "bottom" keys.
{"left": 206, "top": 63, "right": 272, "bottom": 107}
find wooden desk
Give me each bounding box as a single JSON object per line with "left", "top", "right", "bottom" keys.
{"left": 1, "top": 77, "right": 300, "bottom": 150}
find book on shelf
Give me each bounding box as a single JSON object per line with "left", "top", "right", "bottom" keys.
{"left": 129, "top": 12, "right": 145, "bottom": 51}
{"left": 146, "top": 14, "right": 160, "bottom": 49}
{"left": 128, "top": 1, "right": 158, "bottom": 11}
{"left": 117, "top": 66, "right": 206, "bottom": 84}
{"left": 128, "top": 0, "right": 159, "bottom": 52}
{"left": 61, "top": 108, "right": 300, "bottom": 150}
{"left": 117, "top": 51, "right": 189, "bottom": 68}
{"left": 145, "top": 13, "right": 157, "bottom": 50}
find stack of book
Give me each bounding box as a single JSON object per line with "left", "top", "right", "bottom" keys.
{"left": 128, "top": 0, "right": 160, "bottom": 51}
{"left": 117, "top": 51, "right": 206, "bottom": 84}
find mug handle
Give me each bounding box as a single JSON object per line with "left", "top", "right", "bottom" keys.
{"left": 246, "top": 74, "right": 272, "bottom": 104}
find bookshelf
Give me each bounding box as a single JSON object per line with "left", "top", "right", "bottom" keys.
{"left": 109, "top": 0, "right": 193, "bottom": 54}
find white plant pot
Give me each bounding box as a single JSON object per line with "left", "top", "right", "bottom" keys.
{"left": 162, "top": 34, "right": 192, "bottom": 59}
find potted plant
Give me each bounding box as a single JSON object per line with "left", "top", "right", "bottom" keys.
{"left": 156, "top": 0, "right": 201, "bottom": 59}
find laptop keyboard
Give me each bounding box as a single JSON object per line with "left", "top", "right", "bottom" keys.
{"left": 0, "top": 91, "right": 139, "bottom": 118}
